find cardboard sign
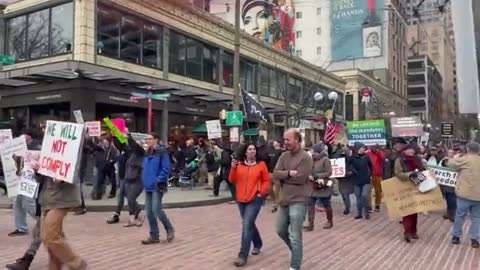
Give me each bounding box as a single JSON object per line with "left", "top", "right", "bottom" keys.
{"left": 85, "top": 121, "right": 101, "bottom": 137}
{"left": 38, "top": 121, "right": 84, "bottom": 183}
{"left": 330, "top": 158, "right": 346, "bottom": 178}
{"left": 73, "top": 110, "right": 85, "bottom": 124}
{"left": 103, "top": 118, "right": 127, "bottom": 144}
{"left": 229, "top": 127, "right": 239, "bottom": 142}
{"left": 0, "top": 129, "right": 13, "bottom": 145}
{"left": 428, "top": 165, "right": 458, "bottom": 187}
{"left": 0, "top": 136, "right": 28, "bottom": 197}
{"left": 381, "top": 177, "right": 446, "bottom": 220}
{"left": 206, "top": 120, "right": 222, "bottom": 139}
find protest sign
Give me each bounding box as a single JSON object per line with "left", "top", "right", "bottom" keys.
{"left": 229, "top": 127, "right": 239, "bottom": 143}
{"left": 103, "top": 118, "right": 127, "bottom": 144}
{"left": 347, "top": 120, "right": 386, "bottom": 146}
{"left": 38, "top": 121, "right": 84, "bottom": 183}
{"left": 206, "top": 120, "right": 222, "bottom": 139}
{"left": 85, "top": 121, "right": 101, "bottom": 137}
{"left": 73, "top": 110, "right": 85, "bottom": 124}
{"left": 0, "top": 136, "right": 28, "bottom": 197}
{"left": 130, "top": 133, "right": 149, "bottom": 143}
{"left": 390, "top": 116, "right": 424, "bottom": 137}
{"left": 330, "top": 158, "right": 346, "bottom": 178}
{"left": 381, "top": 177, "right": 446, "bottom": 220}
{"left": 428, "top": 165, "right": 457, "bottom": 188}
{"left": 111, "top": 118, "right": 127, "bottom": 134}
{"left": 0, "top": 129, "right": 13, "bottom": 145}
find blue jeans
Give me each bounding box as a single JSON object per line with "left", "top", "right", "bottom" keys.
{"left": 276, "top": 203, "right": 306, "bottom": 270}
{"left": 237, "top": 196, "right": 263, "bottom": 260}
{"left": 114, "top": 180, "right": 127, "bottom": 215}
{"left": 453, "top": 197, "right": 480, "bottom": 240}
{"left": 444, "top": 191, "right": 457, "bottom": 219}
{"left": 341, "top": 192, "right": 351, "bottom": 212}
{"left": 14, "top": 195, "right": 37, "bottom": 232}
{"left": 145, "top": 190, "right": 174, "bottom": 240}
{"left": 354, "top": 184, "right": 370, "bottom": 217}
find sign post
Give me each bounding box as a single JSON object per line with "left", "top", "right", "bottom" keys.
{"left": 226, "top": 111, "right": 243, "bottom": 126}
{"left": 130, "top": 92, "right": 170, "bottom": 133}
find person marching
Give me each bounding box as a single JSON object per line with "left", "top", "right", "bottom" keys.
{"left": 349, "top": 142, "right": 373, "bottom": 220}
{"left": 304, "top": 143, "right": 333, "bottom": 231}
{"left": 228, "top": 143, "right": 270, "bottom": 267}
{"left": 394, "top": 144, "right": 425, "bottom": 243}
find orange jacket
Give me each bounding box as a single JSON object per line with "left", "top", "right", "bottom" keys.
{"left": 229, "top": 161, "right": 270, "bottom": 203}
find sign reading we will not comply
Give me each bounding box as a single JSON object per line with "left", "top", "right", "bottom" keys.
{"left": 38, "top": 121, "right": 84, "bottom": 183}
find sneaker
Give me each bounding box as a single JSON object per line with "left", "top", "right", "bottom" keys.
{"left": 451, "top": 236, "right": 460, "bottom": 245}
{"left": 8, "top": 230, "right": 28, "bottom": 237}
{"left": 234, "top": 257, "right": 247, "bottom": 267}
{"left": 167, "top": 230, "right": 175, "bottom": 243}
{"left": 472, "top": 239, "right": 479, "bottom": 249}
{"left": 106, "top": 214, "right": 119, "bottom": 224}
{"left": 251, "top": 247, "right": 261, "bottom": 255}
{"left": 365, "top": 214, "right": 371, "bottom": 220}
{"left": 74, "top": 208, "right": 87, "bottom": 216}
{"left": 368, "top": 208, "right": 373, "bottom": 214}
{"left": 323, "top": 221, "right": 333, "bottom": 229}
{"left": 342, "top": 210, "right": 350, "bottom": 216}
{"left": 412, "top": 234, "right": 419, "bottom": 240}
{"left": 6, "top": 254, "right": 33, "bottom": 270}
{"left": 354, "top": 215, "right": 363, "bottom": 220}
{"left": 108, "top": 193, "right": 116, "bottom": 199}
{"left": 141, "top": 238, "right": 160, "bottom": 245}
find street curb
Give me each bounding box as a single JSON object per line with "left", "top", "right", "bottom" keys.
{"left": 0, "top": 197, "right": 233, "bottom": 212}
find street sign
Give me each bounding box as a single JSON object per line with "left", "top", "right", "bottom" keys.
{"left": 206, "top": 120, "right": 222, "bottom": 139}
{"left": 441, "top": 122, "right": 454, "bottom": 137}
{"left": 226, "top": 111, "right": 243, "bottom": 126}
{"left": 0, "top": 55, "right": 14, "bottom": 65}
{"left": 131, "top": 92, "right": 170, "bottom": 100}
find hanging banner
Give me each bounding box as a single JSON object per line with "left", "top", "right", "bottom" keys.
{"left": 347, "top": 119, "right": 386, "bottom": 146}
{"left": 428, "top": 165, "right": 458, "bottom": 187}
{"left": 206, "top": 120, "right": 222, "bottom": 139}
{"left": 363, "top": 26, "right": 382, "bottom": 57}
{"left": 381, "top": 177, "right": 446, "bottom": 220}
{"left": 85, "top": 121, "right": 101, "bottom": 137}
{"left": 0, "top": 136, "right": 28, "bottom": 197}
{"left": 390, "top": 116, "right": 424, "bottom": 137}
{"left": 330, "top": 158, "right": 346, "bottom": 178}
{"left": 0, "top": 129, "right": 13, "bottom": 145}
{"left": 38, "top": 121, "right": 84, "bottom": 183}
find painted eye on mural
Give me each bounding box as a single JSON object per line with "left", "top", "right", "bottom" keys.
{"left": 258, "top": 10, "right": 268, "bottom": 19}
{"left": 244, "top": 16, "right": 252, "bottom": 25}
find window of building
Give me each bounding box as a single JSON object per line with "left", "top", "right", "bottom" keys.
{"left": 142, "top": 23, "right": 162, "bottom": 68}
{"left": 185, "top": 38, "right": 203, "bottom": 80}
{"left": 259, "top": 65, "right": 270, "bottom": 96}
{"left": 421, "top": 31, "right": 427, "bottom": 40}
{"left": 393, "top": 78, "right": 396, "bottom": 92}
{"left": 240, "top": 59, "right": 255, "bottom": 93}
{"left": 6, "top": 16, "right": 27, "bottom": 61}
{"left": 276, "top": 71, "right": 287, "bottom": 100}
{"left": 97, "top": 5, "right": 121, "bottom": 58}
{"left": 296, "top": 31, "right": 302, "bottom": 38}
{"left": 431, "top": 41, "right": 438, "bottom": 51}
{"left": 27, "top": 9, "right": 50, "bottom": 59}
{"left": 269, "top": 69, "right": 278, "bottom": 98}
{"left": 296, "top": 12, "right": 302, "bottom": 19}
{"left": 120, "top": 16, "right": 141, "bottom": 63}
{"left": 317, "top": 46, "right": 322, "bottom": 55}
{"left": 421, "top": 43, "right": 427, "bottom": 51}
{"left": 288, "top": 77, "right": 302, "bottom": 104}
{"left": 169, "top": 31, "right": 186, "bottom": 76}
{"left": 222, "top": 51, "right": 234, "bottom": 87}
{"left": 50, "top": 3, "right": 74, "bottom": 55}
{"left": 297, "top": 50, "right": 302, "bottom": 58}
{"left": 316, "top": 27, "right": 321, "bottom": 36}
{"left": 393, "top": 56, "right": 396, "bottom": 72}
{"left": 203, "top": 45, "right": 219, "bottom": 84}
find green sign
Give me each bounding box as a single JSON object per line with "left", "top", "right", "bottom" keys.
{"left": 131, "top": 92, "right": 170, "bottom": 100}
{"left": 0, "top": 55, "right": 15, "bottom": 65}
{"left": 226, "top": 111, "right": 243, "bottom": 126}
{"left": 346, "top": 119, "right": 386, "bottom": 146}
{"left": 103, "top": 118, "right": 127, "bottom": 144}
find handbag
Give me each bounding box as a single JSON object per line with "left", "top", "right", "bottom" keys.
{"left": 409, "top": 170, "right": 437, "bottom": 193}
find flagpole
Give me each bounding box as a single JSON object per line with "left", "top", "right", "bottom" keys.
{"left": 239, "top": 86, "right": 252, "bottom": 142}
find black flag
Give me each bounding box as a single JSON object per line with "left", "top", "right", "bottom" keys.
{"left": 241, "top": 88, "right": 269, "bottom": 122}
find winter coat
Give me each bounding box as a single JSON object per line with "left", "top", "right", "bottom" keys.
{"left": 183, "top": 145, "right": 197, "bottom": 164}
{"left": 383, "top": 150, "right": 401, "bottom": 179}
{"left": 367, "top": 150, "right": 385, "bottom": 177}
{"left": 268, "top": 148, "right": 283, "bottom": 173}
{"left": 334, "top": 150, "right": 354, "bottom": 195}
{"left": 38, "top": 176, "right": 81, "bottom": 211}
{"left": 142, "top": 145, "right": 170, "bottom": 192}
{"left": 229, "top": 161, "right": 270, "bottom": 203}
{"left": 447, "top": 154, "right": 480, "bottom": 201}
{"left": 348, "top": 154, "right": 373, "bottom": 186}
{"left": 205, "top": 147, "right": 220, "bottom": 172}
{"left": 125, "top": 136, "right": 145, "bottom": 182}
{"left": 309, "top": 152, "right": 333, "bottom": 198}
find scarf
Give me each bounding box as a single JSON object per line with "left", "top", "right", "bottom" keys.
{"left": 404, "top": 156, "right": 422, "bottom": 171}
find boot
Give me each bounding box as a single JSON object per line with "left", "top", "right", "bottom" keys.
{"left": 124, "top": 215, "right": 136, "bottom": 227}
{"left": 323, "top": 220, "right": 333, "bottom": 229}
{"left": 323, "top": 207, "right": 333, "bottom": 229}
{"left": 303, "top": 205, "right": 315, "bottom": 232}
{"left": 6, "top": 254, "right": 33, "bottom": 270}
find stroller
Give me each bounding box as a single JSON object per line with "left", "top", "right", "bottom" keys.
{"left": 178, "top": 159, "right": 199, "bottom": 190}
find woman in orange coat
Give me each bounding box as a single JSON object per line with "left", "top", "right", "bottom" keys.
{"left": 229, "top": 143, "right": 271, "bottom": 267}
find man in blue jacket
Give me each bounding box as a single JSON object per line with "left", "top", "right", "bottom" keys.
{"left": 141, "top": 133, "right": 175, "bottom": 245}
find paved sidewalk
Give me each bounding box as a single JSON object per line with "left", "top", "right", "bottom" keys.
{"left": 0, "top": 184, "right": 233, "bottom": 211}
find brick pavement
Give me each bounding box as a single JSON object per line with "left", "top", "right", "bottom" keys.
{"left": 1, "top": 203, "right": 479, "bottom": 270}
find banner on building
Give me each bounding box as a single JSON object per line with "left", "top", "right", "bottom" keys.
{"left": 85, "top": 121, "right": 101, "bottom": 137}
{"left": 206, "top": 120, "right": 222, "bottom": 139}
{"left": 38, "top": 121, "right": 84, "bottom": 183}
{"left": 0, "top": 129, "right": 13, "bottom": 145}
{"left": 428, "top": 165, "right": 457, "bottom": 187}
{"left": 390, "top": 116, "right": 424, "bottom": 137}
{"left": 381, "top": 177, "right": 446, "bottom": 220}
{"left": 346, "top": 119, "right": 386, "bottom": 146}
{"left": 330, "top": 158, "right": 346, "bottom": 178}
{"left": 363, "top": 25, "right": 382, "bottom": 57}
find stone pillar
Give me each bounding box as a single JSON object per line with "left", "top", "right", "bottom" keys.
{"left": 162, "top": 100, "right": 168, "bottom": 143}
{"left": 0, "top": 17, "right": 5, "bottom": 55}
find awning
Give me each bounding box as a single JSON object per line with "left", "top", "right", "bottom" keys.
{"left": 243, "top": 128, "right": 258, "bottom": 136}
{"left": 192, "top": 123, "right": 207, "bottom": 134}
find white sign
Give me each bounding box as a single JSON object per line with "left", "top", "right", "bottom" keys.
{"left": 38, "top": 121, "right": 84, "bottom": 183}
{"left": 17, "top": 169, "right": 39, "bottom": 199}
{"left": 363, "top": 26, "right": 382, "bottom": 57}
{"left": 428, "top": 165, "right": 458, "bottom": 187}
{"left": 0, "top": 136, "right": 28, "bottom": 197}
{"left": 330, "top": 158, "right": 346, "bottom": 178}
{"left": 206, "top": 120, "right": 222, "bottom": 139}
{"left": 73, "top": 110, "right": 85, "bottom": 124}
{"left": 85, "top": 121, "right": 101, "bottom": 137}
{"left": 229, "top": 127, "right": 239, "bottom": 143}
{"left": 0, "top": 129, "right": 13, "bottom": 145}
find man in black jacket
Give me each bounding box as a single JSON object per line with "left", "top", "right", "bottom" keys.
{"left": 383, "top": 138, "right": 407, "bottom": 180}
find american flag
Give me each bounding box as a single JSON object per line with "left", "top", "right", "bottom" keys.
{"left": 324, "top": 119, "right": 335, "bottom": 145}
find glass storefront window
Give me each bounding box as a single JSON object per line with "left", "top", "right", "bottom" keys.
{"left": 7, "top": 16, "right": 27, "bottom": 61}
{"left": 186, "top": 38, "right": 202, "bottom": 80}
{"left": 51, "top": 3, "right": 74, "bottom": 55}
{"left": 143, "top": 23, "right": 162, "bottom": 68}
{"left": 169, "top": 31, "right": 186, "bottom": 76}
{"left": 203, "top": 45, "right": 218, "bottom": 83}
{"left": 120, "top": 16, "right": 141, "bottom": 63}
{"left": 97, "top": 5, "right": 121, "bottom": 58}
{"left": 26, "top": 9, "right": 50, "bottom": 59}
{"left": 259, "top": 65, "right": 270, "bottom": 97}
{"left": 222, "top": 51, "right": 233, "bottom": 87}
{"left": 269, "top": 69, "right": 278, "bottom": 98}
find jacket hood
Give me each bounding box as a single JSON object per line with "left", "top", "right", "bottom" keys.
{"left": 353, "top": 142, "right": 366, "bottom": 152}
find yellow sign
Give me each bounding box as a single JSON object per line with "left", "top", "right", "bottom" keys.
{"left": 381, "top": 177, "right": 446, "bottom": 220}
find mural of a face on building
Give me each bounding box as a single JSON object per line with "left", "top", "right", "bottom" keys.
{"left": 241, "top": 0, "right": 296, "bottom": 54}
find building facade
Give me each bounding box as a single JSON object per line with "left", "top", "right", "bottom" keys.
{"left": 407, "top": 55, "right": 443, "bottom": 127}
{"left": 0, "top": 0, "right": 345, "bottom": 143}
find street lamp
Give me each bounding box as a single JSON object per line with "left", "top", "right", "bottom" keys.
{"left": 388, "top": 111, "right": 396, "bottom": 117}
